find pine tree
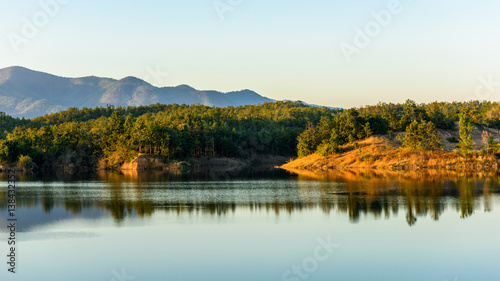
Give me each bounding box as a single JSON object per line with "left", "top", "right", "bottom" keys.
{"left": 402, "top": 121, "right": 441, "bottom": 150}
{"left": 363, "top": 122, "right": 373, "bottom": 138}
{"left": 402, "top": 121, "right": 421, "bottom": 150}
{"left": 458, "top": 110, "right": 473, "bottom": 153}
{"left": 420, "top": 121, "right": 441, "bottom": 150}
{"left": 297, "top": 123, "right": 316, "bottom": 158}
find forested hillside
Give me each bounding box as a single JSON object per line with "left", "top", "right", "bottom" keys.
{"left": 2, "top": 99, "right": 500, "bottom": 172}
{"left": 296, "top": 100, "right": 500, "bottom": 158}
{"left": 0, "top": 101, "right": 334, "bottom": 170}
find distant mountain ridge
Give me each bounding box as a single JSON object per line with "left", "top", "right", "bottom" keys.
{"left": 0, "top": 66, "right": 275, "bottom": 118}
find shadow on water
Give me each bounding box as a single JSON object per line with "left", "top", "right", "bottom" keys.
{"left": 1, "top": 168, "right": 499, "bottom": 226}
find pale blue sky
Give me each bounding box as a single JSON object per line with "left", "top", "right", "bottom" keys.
{"left": 1, "top": 0, "right": 500, "bottom": 108}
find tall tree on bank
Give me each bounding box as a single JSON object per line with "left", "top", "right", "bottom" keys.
{"left": 458, "top": 109, "right": 474, "bottom": 153}
{"left": 297, "top": 123, "right": 316, "bottom": 158}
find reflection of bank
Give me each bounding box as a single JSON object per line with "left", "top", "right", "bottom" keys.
{"left": 0, "top": 172, "right": 497, "bottom": 226}
{"left": 291, "top": 168, "right": 497, "bottom": 226}
{"left": 284, "top": 167, "right": 499, "bottom": 182}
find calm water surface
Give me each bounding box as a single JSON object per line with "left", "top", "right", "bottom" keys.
{"left": 0, "top": 169, "right": 499, "bottom": 281}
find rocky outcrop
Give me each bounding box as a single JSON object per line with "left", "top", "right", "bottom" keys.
{"left": 121, "top": 155, "right": 190, "bottom": 172}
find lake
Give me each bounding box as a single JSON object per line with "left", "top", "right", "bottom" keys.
{"left": 1, "top": 169, "right": 499, "bottom": 281}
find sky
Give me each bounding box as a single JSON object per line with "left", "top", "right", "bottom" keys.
{"left": 1, "top": 0, "right": 500, "bottom": 108}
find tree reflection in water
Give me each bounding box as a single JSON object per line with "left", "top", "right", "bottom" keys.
{"left": 0, "top": 169, "right": 498, "bottom": 226}
{"left": 292, "top": 168, "right": 498, "bottom": 225}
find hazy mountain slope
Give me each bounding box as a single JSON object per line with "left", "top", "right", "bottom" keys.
{"left": 0, "top": 66, "right": 275, "bottom": 118}
{"left": 225, "top": 90, "right": 274, "bottom": 105}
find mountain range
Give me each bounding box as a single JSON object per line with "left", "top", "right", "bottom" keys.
{"left": 0, "top": 66, "right": 275, "bottom": 119}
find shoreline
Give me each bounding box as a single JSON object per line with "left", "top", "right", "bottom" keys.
{"left": 1, "top": 155, "right": 291, "bottom": 175}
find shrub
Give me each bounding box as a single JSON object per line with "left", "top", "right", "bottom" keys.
{"left": 446, "top": 136, "right": 459, "bottom": 143}
{"left": 316, "top": 141, "right": 341, "bottom": 156}
{"left": 17, "top": 155, "right": 36, "bottom": 169}
{"left": 361, "top": 153, "right": 372, "bottom": 162}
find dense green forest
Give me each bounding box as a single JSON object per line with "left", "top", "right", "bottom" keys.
{"left": 0, "top": 112, "right": 30, "bottom": 138}
{"left": 0, "top": 102, "right": 334, "bottom": 170}
{"left": 1, "top": 100, "right": 500, "bottom": 171}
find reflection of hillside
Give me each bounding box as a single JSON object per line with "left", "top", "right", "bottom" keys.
{"left": 99, "top": 165, "right": 292, "bottom": 182}
{"left": 0, "top": 171, "right": 498, "bottom": 226}
{"left": 284, "top": 168, "right": 499, "bottom": 182}
{"left": 293, "top": 169, "right": 497, "bottom": 225}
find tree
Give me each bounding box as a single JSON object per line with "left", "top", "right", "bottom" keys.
{"left": 38, "top": 126, "right": 54, "bottom": 152}
{"left": 297, "top": 123, "right": 316, "bottom": 158}
{"left": 458, "top": 110, "right": 474, "bottom": 153}
{"left": 402, "top": 121, "right": 441, "bottom": 150}
{"left": 402, "top": 121, "right": 421, "bottom": 150}
{"left": 420, "top": 121, "right": 441, "bottom": 150}
{"left": 315, "top": 129, "right": 342, "bottom": 156}
{"left": 314, "top": 116, "right": 333, "bottom": 144}
{"left": 363, "top": 122, "right": 373, "bottom": 138}
{"left": 367, "top": 116, "right": 389, "bottom": 135}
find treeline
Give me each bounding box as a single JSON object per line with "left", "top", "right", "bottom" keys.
{"left": 3, "top": 99, "right": 500, "bottom": 171}
{"left": 0, "top": 102, "right": 336, "bottom": 170}
{"left": 31, "top": 104, "right": 188, "bottom": 126}
{"left": 0, "top": 112, "right": 30, "bottom": 138}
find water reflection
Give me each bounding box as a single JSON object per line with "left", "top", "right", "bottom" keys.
{"left": 0, "top": 169, "right": 499, "bottom": 226}
{"left": 293, "top": 169, "right": 499, "bottom": 225}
